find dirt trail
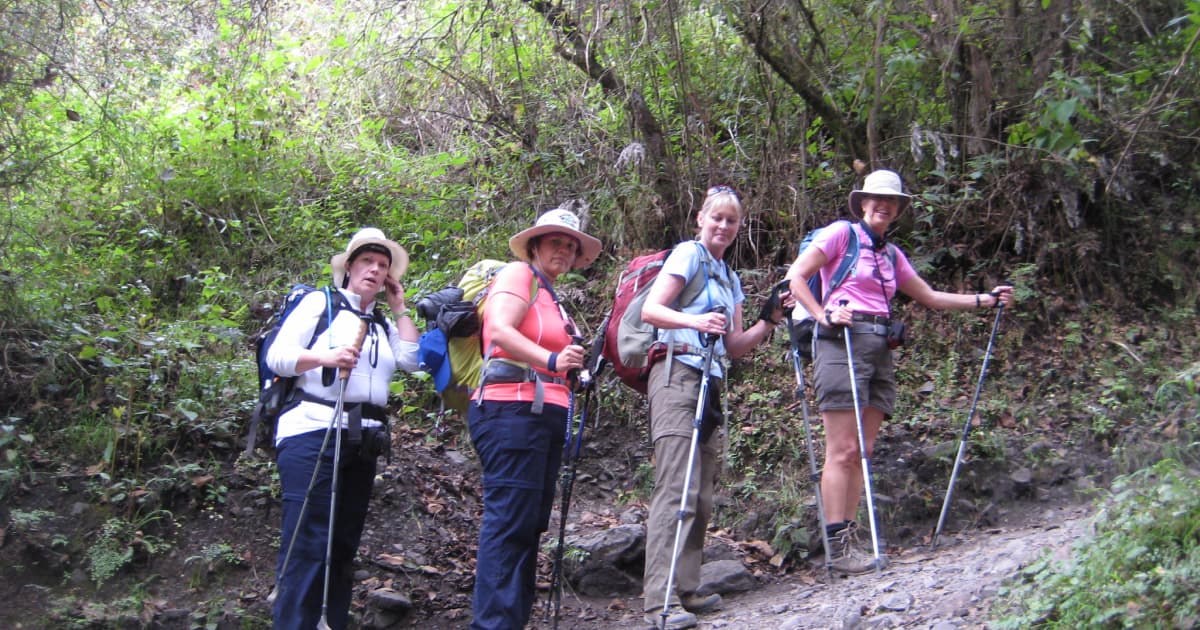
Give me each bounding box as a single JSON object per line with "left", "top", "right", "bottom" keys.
{"left": 523, "top": 502, "right": 1091, "bottom": 630}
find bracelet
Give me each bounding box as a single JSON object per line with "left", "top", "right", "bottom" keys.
{"left": 824, "top": 311, "right": 834, "bottom": 326}
{"left": 547, "top": 352, "right": 559, "bottom": 373}
{"left": 975, "top": 294, "right": 981, "bottom": 309}
{"left": 395, "top": 307, "right": 411, "bottom": 318}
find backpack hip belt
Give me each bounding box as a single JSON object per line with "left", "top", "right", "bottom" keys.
{"left": 480, "top": 358, "right": 567, "bottom": 387}
{"left": 646, "top": 341, "right": 704, "bottom": 367}
{"left": 293, "top": 389, "right": 388, "bottom": 455}
{"left": 294, "top": 390, "right": 388, "bottom": 422}
{"left": 477, "top": 358, "right": 566, "bottom": 416}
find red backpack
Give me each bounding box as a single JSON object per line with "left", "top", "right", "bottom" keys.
{"left": 600, "top": 242, "right": 720, "bottom": 395}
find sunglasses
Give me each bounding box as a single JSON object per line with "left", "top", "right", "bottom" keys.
{"left": 707, "top": 185, "right": 739, "bottom": 199}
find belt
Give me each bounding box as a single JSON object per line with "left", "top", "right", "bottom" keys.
{"left": 851, "top": 313, "right": 892, "bottom": 326}
{"left": 816, "top": 322, "right": 890, "bottom": 338}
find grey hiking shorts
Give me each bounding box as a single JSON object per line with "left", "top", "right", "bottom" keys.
{"left": 812, "top": 330, "right": 896, "bottom": 415}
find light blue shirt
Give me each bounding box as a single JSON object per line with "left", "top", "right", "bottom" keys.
{"left": 654, "top": 241, "right": 744, "bottom": 378}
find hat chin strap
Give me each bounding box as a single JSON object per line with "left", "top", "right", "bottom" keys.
{"left": 859, "top": 220, "right": 888, "bottom": 251}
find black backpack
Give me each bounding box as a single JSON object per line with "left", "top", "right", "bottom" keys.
{"left": 243, "top": 285, "right": 388, "bottom": 456}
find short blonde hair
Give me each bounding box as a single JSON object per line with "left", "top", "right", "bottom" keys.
{"left": 700, "top": 185, "right": 743, "bottom": 219}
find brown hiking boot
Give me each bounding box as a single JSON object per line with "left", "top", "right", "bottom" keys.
{"left": 680, "top": 592, "right": 722, "bottom": 613}
{"left": 644, "top": 608, "right": 698, "bottom": 629}
{"left": 830, "top": 521, "right": 875, "bottom": 575}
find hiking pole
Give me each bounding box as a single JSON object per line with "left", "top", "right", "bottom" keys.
{"left": 839, "top": 300, "right": 885, "bottom": 575}
{"left": 932, "top": 301, "right": 1005, "bottom": 548}
{"left": 546, "top": 382, "right": 593, "bottom": 628}
{"left": 268, "top": 394, "right": 342, "bottom": 607}
{"left": 661, "top": 306, "right": 725, "bottom": 629}
{"left": 546, "top": 326, "right": 606, "bottom": 628}
{"left": 269, "top": 314, "right": 370, "bottom": 607}
{"left": 781, "top": 282, "right": 834, "bottom": 581}
{"left": 317, "top": 314, "right": 372, "bottom": 630}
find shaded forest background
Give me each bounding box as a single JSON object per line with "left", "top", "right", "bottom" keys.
{"left": 1, "top": 0, "right": 1198, "bottom": 627}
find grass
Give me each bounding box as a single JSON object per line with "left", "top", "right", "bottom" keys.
{"left": 992, "top": 458, "right": 1200, "bottom": 629}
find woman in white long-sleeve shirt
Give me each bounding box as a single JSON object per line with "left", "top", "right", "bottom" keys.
{"left": 266, "top": 227, "right": 419, "bottom": 630}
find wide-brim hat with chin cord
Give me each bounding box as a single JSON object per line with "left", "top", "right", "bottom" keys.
{"left": 848, "top": 169, "right": 912, "bottom": 216}
{"left": 508, "top": 208, "right": 603, "bottom": 269}
{"left": 330, "top": 227, "right": 409, "bottom": 288}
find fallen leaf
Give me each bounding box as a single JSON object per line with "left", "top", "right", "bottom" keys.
{"left": 190, "top": 474, "right": 214, "bottom": 487}
{"left": 741, "top": 539, "right": 775, "bottom": 557}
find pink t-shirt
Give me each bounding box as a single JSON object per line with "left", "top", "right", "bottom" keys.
{"left": 477, "top": 261, "right": 572, "bottom": 409}
{"left": 812, "top": 222, "right": 917, "bottom": 317}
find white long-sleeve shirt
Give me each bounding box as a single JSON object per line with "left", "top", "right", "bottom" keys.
{"left": 266, "top": 288, "right": 418, "bottom": 445}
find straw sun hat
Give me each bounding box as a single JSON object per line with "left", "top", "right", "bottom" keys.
{"left": 330, "top": 227, "right": 409, "bottom": 287}
{"left": 508, "top": 208, "right": 602, "bottom": 269}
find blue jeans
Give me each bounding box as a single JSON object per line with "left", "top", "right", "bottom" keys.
{"left": 468, "top": 400, "right": 567, "bottom": 630}
{"left": 273, "top": 429, "right": 377, "bottom": 630}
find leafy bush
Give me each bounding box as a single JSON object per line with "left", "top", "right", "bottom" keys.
{"left": 993, "top": 458, "right": 1200, "bottom": 629}
{"left": 87, "top": 511, "right": 174, "bottom": 587}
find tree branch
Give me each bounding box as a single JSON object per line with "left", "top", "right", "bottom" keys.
{"left": 522, "top": 0, "right": 680, "bottom": 236}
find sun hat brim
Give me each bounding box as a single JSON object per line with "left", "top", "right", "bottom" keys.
{"left": 330, "top": 229, "right": 409, "bottom": 287}
{"left": 848, "top": 170, "right": 912, "bottom": 216}
{"left": 509, "top": 225, "right": 602, "bottom": 269}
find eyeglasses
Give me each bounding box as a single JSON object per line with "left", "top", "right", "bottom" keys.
{"left": 707, "top": 185, "right": 739, "bottom": 199}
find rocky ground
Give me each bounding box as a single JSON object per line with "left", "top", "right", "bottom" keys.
{"left": 0, "top": 399, "right": 1101, "bottom": 630}
{"left": 530, "top": 502, "right": 1091, "bottom": 630}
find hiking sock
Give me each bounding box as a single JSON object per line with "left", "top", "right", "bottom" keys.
{"left": 826, "top": 521, "right": 850, "bottom": 538}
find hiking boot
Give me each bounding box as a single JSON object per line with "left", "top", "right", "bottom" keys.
{"left": 680, "top": 592, "right": 722, "bottom": 613}
{"left": 644, "top": 608, "right": 698, "bottom": 630}
{"left": 830, "top": 522, "right": 875, "bottom": 575}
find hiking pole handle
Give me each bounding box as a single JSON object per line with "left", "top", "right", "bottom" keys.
{"left": 566, "top": 333, "right": 594, "bottom": 392}
{"left": 704, "top": 306, "right": 728, "bottom": 345}
{"left": 587, "top": 314, "right": 609, "bottom": 378}
{"left": 341, "top": 315, "right": 371, "bottom": 380}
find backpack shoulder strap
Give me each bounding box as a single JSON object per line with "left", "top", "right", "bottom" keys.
{"left": 304, "top": 287, "right": 344, "bottom": 349}
{"left": 312, "top": 287, "right": 390, "bottom": 344}
{"left": 823, "top": 221, "right": 859, "bottom": 303}
{"left": 677, "top": 241, "right": 723, "bottom": 307}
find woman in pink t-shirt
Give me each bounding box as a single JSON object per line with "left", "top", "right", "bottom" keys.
{"left": 467, "top": 206, "right": 601, "bottom": 630}
{"left": 786, "top": 170, "right": 1015, "bottom": 575}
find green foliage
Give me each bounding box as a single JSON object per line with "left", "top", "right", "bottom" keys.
{"left": 0, "top": 417, "right": 34, "bottom": 500}
{"left": 993, "top": 459, "right": 1200, "bottom": 629}
{"left": 1155, "top": 362, "right": 1200, "bottom": 410}
{"left": 87, "top": 510, "right": 174, "bottom": 587}
{"left": 8, "top": 508, "right": 56, "bottom": 532}
{"left": 0, "top": 0, "right": 1197, "bottom": 620}
{"left": 185, "top": 542, "right": 246, "bottom": 588}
